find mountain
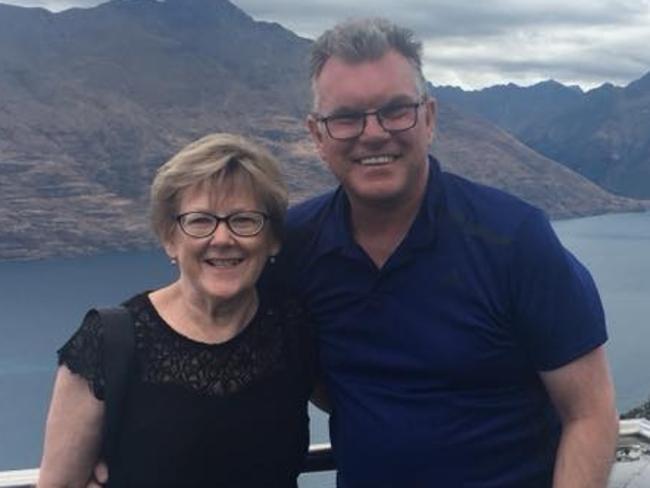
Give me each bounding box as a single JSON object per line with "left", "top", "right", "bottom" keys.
{"left": 431, "top": 75, "right": 650, "bottom": 198}
{"left": 522, "top": 75, "right": 650, "bottom": 198}
{"left": 430, "top": 80, "right": 584, "bottom": 136}
{"left": 0, "top": 0, "right": 333, "bottom": 260}
{"left": 0, "top": 0, "right": 644, "bottom": 260}
{"left": 623, "top": 398, "right": 650, "bottom": 419}
{"left": 432, "top": 103, "right": 638, "bottom": 218}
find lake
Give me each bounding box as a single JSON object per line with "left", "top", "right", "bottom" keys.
{"left": 1, "top": 211, "right": 649, "bottom": 483}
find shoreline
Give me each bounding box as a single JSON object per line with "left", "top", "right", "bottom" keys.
{"left": 2, "top": 208, "right": 648, "bottom": 263}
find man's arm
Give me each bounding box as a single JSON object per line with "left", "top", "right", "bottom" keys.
{"left": 38, "top": 366, "right": 104, "bottom": 488}
{"left": 540, "top": 345, "right": 619, "bottom": 488}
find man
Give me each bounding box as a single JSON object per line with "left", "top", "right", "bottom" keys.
{"left": 279, "top": 18, "right": 618, "bottom": 487}
{"left": 89, "top": 17, "right": 618, "bottom": 488}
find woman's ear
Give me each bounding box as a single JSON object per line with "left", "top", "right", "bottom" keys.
{"left": 270, "top": 238, "right": 281, "bottom": 259}
{"left": 162, "top": 232, "right": 178, "bottom": 263}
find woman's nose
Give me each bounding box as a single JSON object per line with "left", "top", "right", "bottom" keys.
{"left": 209, "top": 221, "right": 235, "bottom": 244}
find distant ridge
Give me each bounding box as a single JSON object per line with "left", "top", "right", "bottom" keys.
{"left": 431, "top": 74, "right": 650, "bottom": 198}
{"left": 0, "top": 0, "right": 644, "bottom": 260}
{"left": 430, "top": 80, "right": 584, "bottom": 136}
{"left": 432, "top": 103, "right": 640, "bottom": 219}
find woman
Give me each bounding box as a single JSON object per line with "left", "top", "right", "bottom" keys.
{"left": 38, "top": 133, "right": 314, "bottom": 488}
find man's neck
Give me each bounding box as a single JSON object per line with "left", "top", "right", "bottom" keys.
{"left": 348, "top": 171, "right": 428, "bottom": 269}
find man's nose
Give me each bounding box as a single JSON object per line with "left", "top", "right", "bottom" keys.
{"left": 361, "top": 113, "right": 390, "bottom": 139}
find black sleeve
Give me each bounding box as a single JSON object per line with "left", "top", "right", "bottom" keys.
{"left": 57, "top": 310, "right": 106, "bottom": 400}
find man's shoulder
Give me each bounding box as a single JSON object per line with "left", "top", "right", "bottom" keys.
{"left": 268, "top": 190, "right": 339, "bottom": 288}
{"left": 439, "top": 169, "right": 546, "bottom": 234}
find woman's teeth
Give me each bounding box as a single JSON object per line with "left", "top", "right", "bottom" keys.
{"left": 205, "top": 258, "right": 243, "bottom": 268}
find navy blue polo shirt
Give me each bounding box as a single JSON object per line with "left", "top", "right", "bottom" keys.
{"left": 279, "top": 157, "right": 607, "bottom": 487}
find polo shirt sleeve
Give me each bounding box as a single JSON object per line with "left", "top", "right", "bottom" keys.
{"left": 509, "top": 209, "right": 607, "bottom": 371}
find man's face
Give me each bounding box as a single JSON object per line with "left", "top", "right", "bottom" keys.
{"left": 308, "top": 49, "right": 435, "bottom": 207}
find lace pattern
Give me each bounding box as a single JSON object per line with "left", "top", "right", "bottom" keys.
{"left": 58, "top": 311, "right": 106, "bottom": 399}
{"left": 58, "top": 293, "right": 308, "bottom": 400}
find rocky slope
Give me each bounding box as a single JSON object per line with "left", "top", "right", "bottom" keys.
{"left": 623, "top": 399, "right": 650, "bottom": 419}
{"left": 523, "top": 75, "right": 650, "bottom": 198}
{"left": 433, "top": 104, "right": 642, "bottom": 219}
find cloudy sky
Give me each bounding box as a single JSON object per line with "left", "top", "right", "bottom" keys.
{"left": 3, "top": 0, "right": 650, "bottom": 90}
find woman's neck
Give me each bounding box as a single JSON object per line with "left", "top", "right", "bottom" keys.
{"left": 149, "top": 284, "right": 259, "bottom": 344}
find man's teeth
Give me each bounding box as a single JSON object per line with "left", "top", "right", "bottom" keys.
{"left": 205, "top": 258, "right": 243, "bottom": 267}
{"left": 358, "top": 155, "right": 394, "bottom": 165}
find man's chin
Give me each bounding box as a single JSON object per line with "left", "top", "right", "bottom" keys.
{"left": 349, "top": 185, "right": 408, "bottom": 207}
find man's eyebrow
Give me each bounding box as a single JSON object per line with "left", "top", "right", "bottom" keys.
{"left": 325, "top": 105, "right": 364, "bottom": 117}
{"left": 381, "top": 94, "right": 421, "bottom": 106}
{"left": 325, "top": 95, "right": 420, "bottom": 116}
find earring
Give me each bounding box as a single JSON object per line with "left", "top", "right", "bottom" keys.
{"left": 170, "top": 257, "right": 177, "bottom": 265}
{"left": 269, "top": 255, "right": 276, "bottom": 264}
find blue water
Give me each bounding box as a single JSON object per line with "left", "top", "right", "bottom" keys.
{"left": 553, "top": 212, "right": 650, "bottom": 412}
{"left": 1, "top": 211, "right": 649, "bottom": 477}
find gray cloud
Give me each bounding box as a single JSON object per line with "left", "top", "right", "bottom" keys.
{"left": 3, "top": 0, "right": 650, "bottom": 89}
{"left": 236, "top": 0, "right": 650, "bottom": 36}
{"left": 236, "top": 0, "right": 650, "bottom": 88}
{"left": 1, "top": 0, "right": 99, "bottom": 9}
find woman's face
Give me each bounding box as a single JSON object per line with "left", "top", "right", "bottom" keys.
{"left": 164, "top": 180, "right": 279, "bottom": 306}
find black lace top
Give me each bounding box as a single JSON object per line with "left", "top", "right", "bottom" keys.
{"left": 58, "top": 292, "right": 315, "bottom": 488}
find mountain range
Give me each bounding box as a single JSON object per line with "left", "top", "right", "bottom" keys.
{"left": 0, "top": 0, "right": 646, "bottom": 260}
{"left": 430, "top": 75, "right": 650, "bottom": 198}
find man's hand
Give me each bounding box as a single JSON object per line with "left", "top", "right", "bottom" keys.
{"left": 86, "top": 461, "right": 108, "bottom": 488}
{"left": 310, "top": 381, "right": 331, "bottom": 414}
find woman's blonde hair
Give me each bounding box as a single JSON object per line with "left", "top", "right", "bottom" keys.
{"left": 150, "top": 133, "right": 288, "bottom": 243}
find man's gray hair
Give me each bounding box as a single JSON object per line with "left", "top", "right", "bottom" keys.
{"left": 310, "top": 18, "right": 427, "bottom": 107}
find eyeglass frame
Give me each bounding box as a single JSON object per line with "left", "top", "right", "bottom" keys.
{"left": 175, "top": 210, "right": 270, "bottom": 238}
{"left": 312, "top": 98, "right": 428, "bottom": 141}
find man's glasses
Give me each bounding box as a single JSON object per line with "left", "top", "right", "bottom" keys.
{"left": 313, "top": 99, "right": 426, "bottom": 140}
{"left": 176, "top": 211, "right": 269, "bottom": 238}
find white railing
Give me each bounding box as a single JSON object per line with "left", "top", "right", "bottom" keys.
{"left": 3, "top": 422, "right": 650, "bottom": 488}
{"left": 0, "top": 468, "right": 38, "bottom": 488}
{"left": 619, "top": 418, "right": 650, "bottom": 439}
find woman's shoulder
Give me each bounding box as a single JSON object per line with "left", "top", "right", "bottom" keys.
{"left": 57, "top": 291, "right": 150, "bottom": 400}
{"left": 121, "top": 290, "right": 153, "bottom": 315}
{"left": 57, "top": 307, "right": 108, "bottom": 400}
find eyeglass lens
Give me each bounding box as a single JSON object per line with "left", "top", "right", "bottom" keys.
{"left": 178, "top": 211, "right": 266, "bottom": 237}
{"left": 324, "top": 102, "right": 421, "bottom": 140}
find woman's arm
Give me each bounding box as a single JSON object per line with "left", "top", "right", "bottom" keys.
{"left": 38, "top": 365, "right": 104, "bottom": 488}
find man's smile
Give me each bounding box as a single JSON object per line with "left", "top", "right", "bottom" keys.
{"left": 354, "top": 154, "right": 398, "bottom": 166}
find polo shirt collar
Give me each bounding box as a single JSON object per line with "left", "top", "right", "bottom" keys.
{"left": 313, "top": 186, "right": 357, "bottom": 256}
{"left": 404, "top": 155, "right": 445, "bottom": 251}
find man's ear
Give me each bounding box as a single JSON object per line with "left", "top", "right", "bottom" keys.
{"left": 306, "top": 114, "right": 326, "bottom": 153}
{"left": 424, "top": 97, "right": 437, "bottom": 143}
